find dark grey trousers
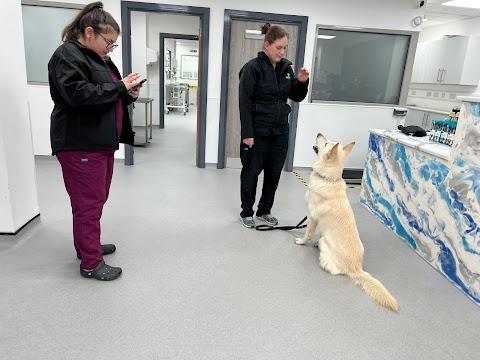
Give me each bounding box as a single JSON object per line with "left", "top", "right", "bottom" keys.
{"left": 240, "top": 133, "right": 289, "bottom": 218}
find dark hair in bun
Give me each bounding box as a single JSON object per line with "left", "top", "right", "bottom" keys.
{"left": 62, "top": 1, "right": 120, "bottom": 42}
{"left": 261, "top": 22, "right": 288, "bottom": 44}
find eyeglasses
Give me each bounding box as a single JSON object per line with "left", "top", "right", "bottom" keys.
{"left": 97, "top": 32, "right": 118, "bottom": 50}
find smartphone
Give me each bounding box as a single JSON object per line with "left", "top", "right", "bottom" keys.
{"left": 127, "top": 78, "right": 147, "bottom": 94}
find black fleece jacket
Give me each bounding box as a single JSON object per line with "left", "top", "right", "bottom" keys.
{"left": 239, "top": 51, "right": 309, "bottom": 139}
{"left": 48, "top": 39, "right": 135, "bottom": 155}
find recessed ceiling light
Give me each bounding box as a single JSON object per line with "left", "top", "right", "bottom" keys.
{"left": 443, "top": 0, "right": 480, "bottom": 9}
{"left": 317, "top": 35, "right": 336, "bottom": 39}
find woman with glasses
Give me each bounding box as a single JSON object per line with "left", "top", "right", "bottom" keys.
{"left": 48, "top": 1, "right": 141, "bottom": 281}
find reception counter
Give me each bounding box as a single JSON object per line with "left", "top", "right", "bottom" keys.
{"left": 360, "top": 97, "right": 480, "bottom": 306}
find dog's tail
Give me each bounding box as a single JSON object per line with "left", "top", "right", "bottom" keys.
{"left": 348, "top": 270, "right": 398, "bottom": 312}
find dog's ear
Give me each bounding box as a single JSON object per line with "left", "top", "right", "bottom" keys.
{"left": 342, "top": 142, "right": 355, "bottom": 159}
{"left": 326, "top": 143, "right": 339, "bottom": 159}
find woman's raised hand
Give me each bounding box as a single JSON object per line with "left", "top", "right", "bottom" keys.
{"left": 298, "top": 68, "right": 310, "bottom": 83}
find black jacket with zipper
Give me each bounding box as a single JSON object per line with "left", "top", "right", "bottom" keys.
{"left": 238, "top": 51, "right": 309, "bottom": 139}
{"left": 48, "top": 39, "right": 135, "bottom": 155}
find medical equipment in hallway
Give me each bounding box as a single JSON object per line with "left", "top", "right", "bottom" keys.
{"left": 165, "top": 83, "right": 189, "bottom": 115}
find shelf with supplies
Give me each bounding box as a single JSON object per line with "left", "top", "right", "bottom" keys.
{"left": 428, "top": 109, "right": 460, "bottom": 147}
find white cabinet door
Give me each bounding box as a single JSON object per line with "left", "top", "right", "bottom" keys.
{"left": 424, "top": 39, "right": 447, "bottom": 84}
{"left": 442, "top": 37, "right": 469, "bottom": 85}
{"left": 406, "top": 109, "right": 427, "bottom": 127}
{"left": 411, "top": 42, "right": 429, "bottom": 83}
{"left": 428, "top": 112, "right": 447, "bottom": 122}
{"left": 458, "top": 36, "right": 480, "bottom": 86}
{"left": 425, "top": 112, "right": 447, "bottom": 130}
{"left": 423, "top": 114, "right": 430, "bottom": 130}
{"left": 415, "top": 36, "right": 480, "bottom": 86}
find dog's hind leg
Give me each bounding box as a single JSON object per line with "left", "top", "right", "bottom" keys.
{"left": 318, "top": 238, "right": 342, "bottom": 275}
{"left": 295, "top": 216, "right": 318, "bottom": 245}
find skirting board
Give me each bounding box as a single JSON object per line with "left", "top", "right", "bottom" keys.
{"left": 0, "top": 213, "right": 40, "bottom": 235}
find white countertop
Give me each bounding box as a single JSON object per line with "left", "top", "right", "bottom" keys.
{"left": 457, "top": 94, "right": 480, "bottom": 103}
{"left": 369, "top": 129, "right": 451, "bottom": 161}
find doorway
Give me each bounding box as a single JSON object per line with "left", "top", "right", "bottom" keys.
{"left": 159, "top": 33, "right": 199, "bottom": 129}
{"left": 217, "top": 10, "right": 308, "bottom": 171}
{"left": 121, "top": 1, "right": 209, "bottom": 167}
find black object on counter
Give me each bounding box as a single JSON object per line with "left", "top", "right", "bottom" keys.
{"left": 398, "top": 125, "right": 427, "bottom": 137}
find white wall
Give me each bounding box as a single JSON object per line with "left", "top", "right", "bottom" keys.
{"left": 294, "top": 104, "right": 403, "bottom": 169}
{"left": 22, "top": 0, "right": 421, "bottom": 168}
{"left": 131, "top": 11, "right": 148, "bottom": 127}
{"left": 1, "top": 0, "right": 39, "bottom": 233}
{"left": 419, "top": 17, "right": 480, "bottom": 43}
{"left": 166, "top": 39, "right": 176, "bottom": 59}
{"left": 28, "top": 85, "right": 54, "bottom": 156}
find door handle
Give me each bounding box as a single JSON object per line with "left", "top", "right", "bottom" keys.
{"left": 437, "top": 69, "right": 441, "bottom": 82}
{"left": 441, "top": 68, "right": 446, "bottom": 83}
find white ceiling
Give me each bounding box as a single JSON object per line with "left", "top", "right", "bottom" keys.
{"left": 424, "top": 0, "right": 480, "bottom": 27}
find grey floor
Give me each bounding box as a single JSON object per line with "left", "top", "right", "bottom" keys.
{"left": 1, "top": 107, "right": 480, "bottom": 360}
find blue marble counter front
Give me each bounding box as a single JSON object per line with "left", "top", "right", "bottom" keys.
{"left": 360, "top": 101, "right": 480, "bottom": 306}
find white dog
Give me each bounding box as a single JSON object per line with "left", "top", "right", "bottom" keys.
{"left": 295, "top": 133, "right": 398, "bottom": 312}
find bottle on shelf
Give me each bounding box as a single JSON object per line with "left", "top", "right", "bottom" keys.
{"left": 430, "top": 119, "right": 457, "bottom": 147}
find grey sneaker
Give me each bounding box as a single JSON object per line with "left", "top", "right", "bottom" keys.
{"left": 256, "top": 214, "right": 278, "bottom": 226}
{"left": 241, "top": 216, "right": 256, "bottom": 229}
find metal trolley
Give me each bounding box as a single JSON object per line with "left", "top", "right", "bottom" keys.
{"left": 165, "top": 83, "right": 189, "bottom": 115}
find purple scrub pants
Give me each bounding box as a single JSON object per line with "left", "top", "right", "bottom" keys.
{"left": 57, "top": 151, "right": 114, "bottom": 270}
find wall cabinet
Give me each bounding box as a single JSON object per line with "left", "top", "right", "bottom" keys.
{"left": 411, "top": 36, "right": 480, "bottom": 86}
{"left": 411, "top": 42, "right": 429, "bottom": 83}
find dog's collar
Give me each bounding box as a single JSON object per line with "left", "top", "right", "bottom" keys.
{"left": 312, "top": 172, "right": 341, "bottom": 183}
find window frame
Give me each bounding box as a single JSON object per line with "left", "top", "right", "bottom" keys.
{"left": 21, "top": 0, "right": 84, "bottom": 85}
{"left": 21, "top": 0, "right": 83, "bottom": 10}
{"left": 180, "top": 54, "right": 199, "bottom": 80}
{"left": 309, "top": 24, "right": 419, "bottom": 107}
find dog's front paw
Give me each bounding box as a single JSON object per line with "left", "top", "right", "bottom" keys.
{"left": 295, "top": 238, "right": 307, "bottom": 245}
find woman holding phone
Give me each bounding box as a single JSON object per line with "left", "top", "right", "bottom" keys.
{"left": 48, "top": 1, "right": 142, "bottom": 281}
